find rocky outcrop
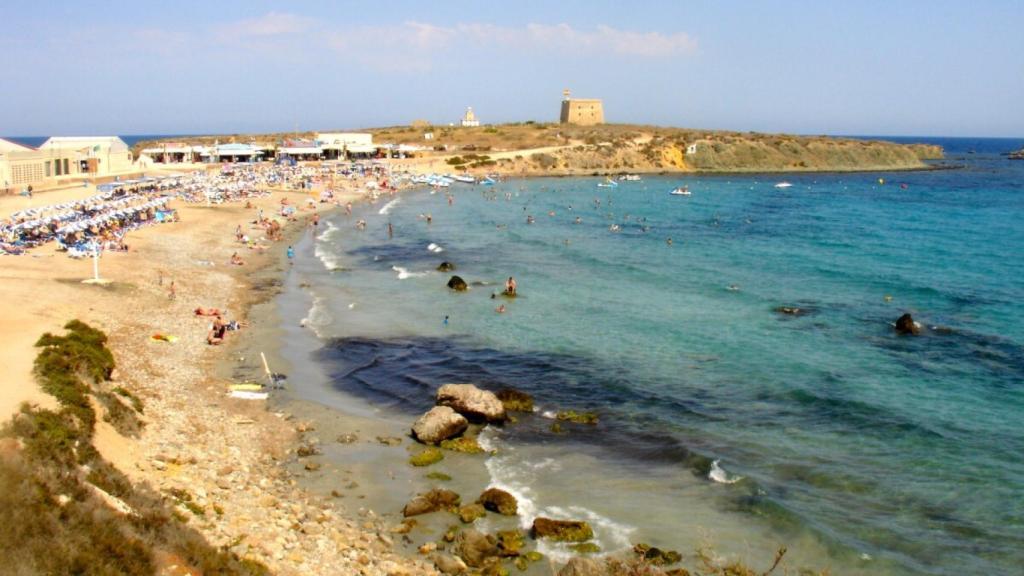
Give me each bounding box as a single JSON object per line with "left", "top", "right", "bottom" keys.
{"left": 402, "top": 488, "right": 461, "bottom": 517}
{"left": 478, "top": 487, "right": 518, "bottom": 516}
{"left": 454, "top": 529, "right": 500, "bottom": 568}
{"left": 412, "top": 406, "right": 469, "bottom": 445}
{"left": 531, "top": 517, "right": 594, "bottom": 542}
{"left": 495, "top": 388, "right": 534, "bottom": 412}
{"left": 895, "top": 313, "right": 920, "bottom": 335}
{"left": 436, "top": 384, "right": 507, "bottom": 423}
{"left": 437, "top": 262, "right": 457, "bottom": 272}
{"left": 447, "top": 276, "right": 468, "bottom": 291}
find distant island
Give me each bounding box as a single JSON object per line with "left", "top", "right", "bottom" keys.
{"left": 1009, "top": 147, "right": 1024, "bottom": 160}
{"left": 134, "top": 123, "right": 944, "bottom": 176}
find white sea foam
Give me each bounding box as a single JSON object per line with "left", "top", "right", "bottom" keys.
{"left": 540, "top": 410, "right": 557, "bottom": 419}
{"left": 378, "top": 198, "right": 401, "bottom": 215}
{"left": 313, "top": 243, "right": 343, "bottom": 271}
{"left": 391, "top": 265, "right": 428, "bottom": 280}
{"left": 709, "top": 459, "right": 743, "bottom": 484}
{"left": 316, "top": 220, "right": 339, "bottom": 241}
{"left": 300, "top": 296, "right": 334, "bottom": 337}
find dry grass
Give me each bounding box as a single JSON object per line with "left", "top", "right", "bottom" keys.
{"left": 1, "top": 320, "right": 269, "bottom": 575}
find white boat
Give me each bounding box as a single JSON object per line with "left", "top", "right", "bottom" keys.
{"left": 619, "top": 174, "right": 642, "bottom": 181}
{"left": 480, "top": 177, "right": 496, "bottom": 186}
{"left": 597, "top": 177, "right": 619, "bottom": 188}
{"left": 669, "top": 186, "right": 691, "bottom": 196}
{"left": 774, "top": 181, "right": 793, "bottom": 188}
{"left": 453, "top": 174, "right": 476, "bottom": 184}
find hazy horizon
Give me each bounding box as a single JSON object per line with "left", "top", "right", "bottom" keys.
{"left": 2, "top": 0, "right": 1021, "bottom": 137}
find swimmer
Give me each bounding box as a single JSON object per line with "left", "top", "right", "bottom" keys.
{"left": 496, "top": 304, "right": 506, "bottom": 313}
{"left": 574, "top": 216, "right": 582, "bottom": 224}
{"left": 727, "top": 284, "right": 740, "bottom": 291}
{"left": 666, "top": 237, "right": 673, "bottom": 246}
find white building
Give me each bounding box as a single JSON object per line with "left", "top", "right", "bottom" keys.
{"left": 460, "top": 107, "right": 480, "bottom": 127}
{"left": 316, "top": 133, "right": 375, "bottom": 159}
{"left": 1, "top": 136, "right": 135, "bottom": 192}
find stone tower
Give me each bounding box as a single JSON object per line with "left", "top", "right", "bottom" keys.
{"left": 559, "top": 89, "right": 604, "bottom": 125}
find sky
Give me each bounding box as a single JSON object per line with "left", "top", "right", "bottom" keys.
{"left": 1, "top": 0, "right": 1022, "bottom": 137}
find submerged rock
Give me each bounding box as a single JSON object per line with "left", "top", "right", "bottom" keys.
{"left": 569, "top": 542, "right": 601, "bottom": 554}
{"left": 495, "top": 529, "right": 525, "bottom": 556}
{"left": 895, "top": 313, "right": 921, "bottom": 335}
{"left": 556, "top": 410, "right": 599, "bottom": 425}
{"left": 447, "top": 276, "right": 469, "bottom": 291}
{"left": 402, "top": 488, "right": 461, "bottom": 517}
{"left": 437, "top": 384, "right": 507, "bottom": 423}
{"left": 458, "top": 503, "right": 487, "bottom": 523}
{"left": 440, "top": 436, "right": 485, "bottom": 454}
{"left": 454, "top": 528, "right": 500, "bottom": 568}
{"left": 413, "top": 406, "right": 469, "bottom": 445}
{"left": 634, "top": 543, "right": 682, "bottom": 565}
{"left": 478, "top": 488, "right": 518, "bottom": 516}
{"left": 438, "top": 261, "right": 457, "bottom": 272}
{"left": 409, "top": 447, "right": 445, "bottom": 467}
{"left": 531, "top": 517, "right": 594, "bottom": 542}
{"left": 495, "top": 388, "right": 534, "bottom": 413}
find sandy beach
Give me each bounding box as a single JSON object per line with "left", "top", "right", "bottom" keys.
{"left": 0, "top": 177, "right": 439, "bottom": 575}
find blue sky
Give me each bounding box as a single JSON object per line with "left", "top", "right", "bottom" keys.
{"left": 1, "top": 0, "right": 1021, "bottom": 136}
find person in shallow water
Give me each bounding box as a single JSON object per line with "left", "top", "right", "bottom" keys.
{"left": 505, "top": 276, "right": 517, "bottom": 296}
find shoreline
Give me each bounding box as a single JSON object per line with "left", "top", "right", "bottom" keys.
{"left": 0, "top": 178, "right": 440, "bottom": 574}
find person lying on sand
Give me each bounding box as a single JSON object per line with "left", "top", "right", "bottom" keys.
{"left": 194, "top": 307, "right": 222, "bottom": 316}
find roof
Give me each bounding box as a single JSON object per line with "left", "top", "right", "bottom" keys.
{"left": 279, "top": 146, "right": 323, "bottom": 155}
{"left": 0, "top": 138, "right": 37, "bottom": 152}
{"left": 39, "top": 136, "right": 129, "bottom": 152}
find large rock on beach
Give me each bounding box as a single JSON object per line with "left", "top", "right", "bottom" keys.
{"left": 437, "top": 384, "right": 507, "bottom": 423}
{"left": 402, "top": 488, "right": 461, "bottom": 517}
{"left": 454, "top": 529, "right": 500, "bottom": 568}
{"left": 412, "top": 406, "right": 469, "bottom": 445}
{"left": 895, "top": 313, "right": 921, "bottom": 335}
{"left": 531, "top": 517, "right": 594, "bottom": 542}
{"left": 447, "top": 275, "right": 468, "bottom": 291}
{"left": 478, "top": 487, "right": 518, "bottom": 516}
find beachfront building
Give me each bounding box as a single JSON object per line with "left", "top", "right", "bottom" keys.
{"left": 461, "top": 107, "right": 480, "bottom": 127}
{"left": 278, "top": 139, "right": 323, "bottom": 161}
{"left": 39, "top": 136, "right": 135, "bottom": 176}
{"left": 317, "top": 133, "right": 374, "bottom": 160}
{"left": 559, "top": 89, "right": 604, "bottom": 126}
{"left": 140, "top": 142, "right": 202, "bottom": 164}
{"left": 1, "top": 136, "right": 136, "bottom": 192}
{"left": 200, "top": 143, "right": 263, "bottom": 163}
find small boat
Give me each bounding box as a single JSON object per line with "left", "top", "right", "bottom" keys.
{"left": 774, "top": 182, "right": 793, "bottom": 188}
{"left": 453, "top": 174, "right": 476, "bottom": 184}
{"left": 619, "top": 174, "right": 642, "bottom": 181}
{"left": 479, "top": 177, "right": 496, "bottom": 186}
{"left": 669, "top": 186, "right": 691, "bottom": 196}
{"left": 597, "top": 177, "right": 619, "bottom": 188}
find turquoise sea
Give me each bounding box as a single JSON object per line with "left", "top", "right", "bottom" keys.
{"left": 287, "top": 137, "right": 1023, "bottom": 575}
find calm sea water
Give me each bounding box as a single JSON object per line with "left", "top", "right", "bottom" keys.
{"left": 288, "top": 138, "right": 1023, "bottom": 575}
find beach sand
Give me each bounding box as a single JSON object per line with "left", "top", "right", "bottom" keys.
{"left": 0, "top": 182, "right": 439, "bottom": 575}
